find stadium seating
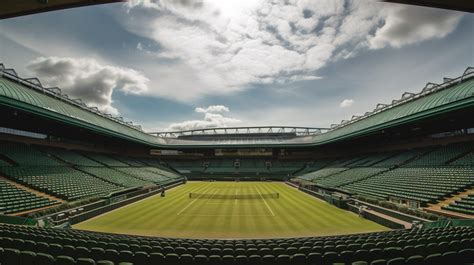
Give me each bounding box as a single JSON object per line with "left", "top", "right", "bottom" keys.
{"left": 0, "top": 224, "right": 472, "bottom": 264}
{"left": 0, "top": 142, "right": 64, "bottom": 166}
{"left": 0, "top": 159, "right": 11, "bottom": 166}
{"left": 443, "top": 195, "right": 474, "bottom": 215}
{"left": 111, "top": 156, "right": 146, "bottom": 167}
{"left": 451, "top": 150, "right": 474, "bottom": 166}
{"left": 0, "top": 179, "right": 59, "bottom": 214}
{"left": 168, "top": 160, "right": 206, "bottom": 172}
{"left": 41, "top": 147, "right": 103, "bottom": 167}
{"left": 405, "top": 143, "right": 473, "bottom": 166}
{"left": 371, "top": 149, "right": 428, "bottom": 167}
{"left": 0, "top": 167, "right": 123, "bottom": 200}
{"left": 298, "top": 168, "right": 349, "bottom": 182}
{"left": 314, "top": 168, "right": 388, "bottom": 188}
{"left": 77, "top": 167, "right": 152, "bottom": 188}
{"left": 342, "top": 167, "right": 474, "bottom": 203}
{"left": 113, "top": 167, "right": 176, "bottom": 184}
{"left": 83, "top": 153, "right": 129, "bottom": 167}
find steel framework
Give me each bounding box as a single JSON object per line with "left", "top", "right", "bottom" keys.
{"left": 151, "top": 126, "right": 329, "bottom": 138}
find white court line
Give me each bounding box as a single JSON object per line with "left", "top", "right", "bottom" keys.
{"left": 177, "top": 184, "right": 212, "bottom": 215}
{"left": 255, "top": 186, "right": 275, "bottom": 217}
{"left": 179, "top": 213, "right": 273, "bottom": 217}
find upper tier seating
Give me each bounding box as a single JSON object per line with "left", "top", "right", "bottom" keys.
{"left": 0, "top": 179, "right": 59, "bottom": 214}
{"left": 41, "top": 147, "right": 103, "bottom": 167}
{"left": 0, "top": 224, "right": 472, "bottom": 265}
{"left": 0, "top": 159, "right": 11, "bottom": 166}
{"left": 0, "top": 142, "right": 64, "bottom": 166}
{"left": 405, "top": 143, "right": 473, "bottom": 166}
{"left": 371, "top": 148, "right": 428, "bottom": 167}
{"left": 443, "top": 195, "right": 474, "bottom": 215}
{"left": 298, "top": 168, "right": 348, "bottom": 182}
{"left": 113, "top": 167, "right": 174, "bottom": 184}
{"left": 314, "top": 168, "right": 388, "bottom": 188}
{"left": 0, "top": 167, "right": 122, "bottom": 200}
{"left": 143, "top": 167, "right": 182, "bottom": 180}
{"left": 139, "top": 158, "right": 167, "bottom": 167}
{"left": 348, "top": 153, "right": 395, "bottom": 167}
{"left": 77, "top": 167, "right": 152, "bottom": 188}
{"left": 341, "top": 167, "right": 474, "bottom": 203}
{"left": 451, "top": 150, "right": 474, "bottom": 166}
{"left": 111, "top": 156, "right": 146, "bottom": 167}
{"left": 278, "top": 161, "right": 306, "bottom": 171}
{"left": 83, "top": 153, "right": 129, "bottom": 167}
{"left": 168, "top": 160, "right": 205, "bottom": 172}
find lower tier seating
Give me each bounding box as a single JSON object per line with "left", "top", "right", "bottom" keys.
{"left": 0, "top": 179, "right": 59, "bottom": 214}
{"left": 0, "top": 224, "right": 472, "bottom": 265}
{"left": 0, "top": 167, "right": 123, "bottom": 201}
{"left": 443, "top": 195, "right": 474, "bottom": 215}
{"left": 341, "top": 168, "right": 474, "bottom": 203}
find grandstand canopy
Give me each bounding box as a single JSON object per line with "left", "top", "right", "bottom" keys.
{"left": 0, "top": 0, "right": 124, "bottom": 19}
{"left": 2, "top": 0, "right": 471, "bottom": 20}
{"left": 384, "top": 0, "right": 474, "bottom": 12}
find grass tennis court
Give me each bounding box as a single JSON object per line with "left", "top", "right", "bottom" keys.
{"left": 74, "top": 182, "right": 388, "bottom": 238}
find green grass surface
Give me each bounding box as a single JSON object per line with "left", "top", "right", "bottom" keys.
{"left": 74, "top": 182, "right": 388, "bottom": 239}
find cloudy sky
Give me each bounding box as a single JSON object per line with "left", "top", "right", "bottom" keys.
{"left": 0, "top": 0, "right": 472, "bottom": 132}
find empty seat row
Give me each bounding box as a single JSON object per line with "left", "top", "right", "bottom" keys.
{"left": 0, "top": 224, "right": 472, "bottom": 264}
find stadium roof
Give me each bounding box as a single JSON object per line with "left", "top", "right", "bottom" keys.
{"left": 0, "top": 0, "right": 124, "bottom": 19}
{"left": 0, "top": 63, "right": 473, "bottom": 148}
{"left": 384, "top": 0, "right": 474, "bottom": 12}
{"left": 2, "top": 0, "right": 471, "bottom": 20}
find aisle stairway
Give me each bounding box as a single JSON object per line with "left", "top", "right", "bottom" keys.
{"left": 425, "top": 188, "right": 474, "bottom": 219}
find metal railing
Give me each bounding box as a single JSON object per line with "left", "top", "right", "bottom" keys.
{"left": 0, "top": 63, "right": 144, "bottom": 132}
{"left": 329, "top": 66, "right": 474, "bottom": 130}
{"left": 150, "top": 126, "right": 330, "bottom": 138}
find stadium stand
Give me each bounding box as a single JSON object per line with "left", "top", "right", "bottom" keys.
{"left": 298, "top": 168, "right": 349, "bottom": 182}
{"left": 342, "top": 167, "right": 474, "bottom": 203}
{"left": 0, "top": 142, "right": 64, "bottom": 166}
{"left": 77, "top": 167, "right": 153, "bottom": 188}
{"left": 83, "top": 153, "right": 129, "bottom": 167}
{"left": 41, "top": 147, "right": 103, "bottom": 167}
{"left": 113, "top": 167, "right": 176, "bottom": 184}
{"left": 314, "top": 167, "right": 389, "bottom": 188}
{"left": 443, "top": 195, "right": 474, "bottom": 215}
{"left": 405, "top": 143, "right": 474, "bottom": 166}
{"left": 0, "top": 224, "right": 472, "bottom": 264}
{"left": 0, "top": 166, "right": 123, "bottom": 201}
{"left": 0, "top": 159, "right": 11, "bottom": 166}
{"left": 0, "top": 179, "right": 59, "bottom": 214}
{"left": 111, "top": 156, "right": 146, "bottom": 167}
{"left": 451, "top": 150, "right": 474, "bottom": 166}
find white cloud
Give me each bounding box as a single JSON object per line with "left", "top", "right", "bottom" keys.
{"left": 340, "top": 99, "right": 354, "bottom": 108}
{"left": 165, "top": 105, "right": 241, "bottom": 131}
{"left": 195, "top": 105, "right": 229, "bottom": 113}
{"left": 123, "top": 0, "right": 462, "bottom": 102}
{"left": 368, "top": 5, "right": 463, "bottom": 49}
{"left": 27, "top": 56, "right": 149, "bottom": 115}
